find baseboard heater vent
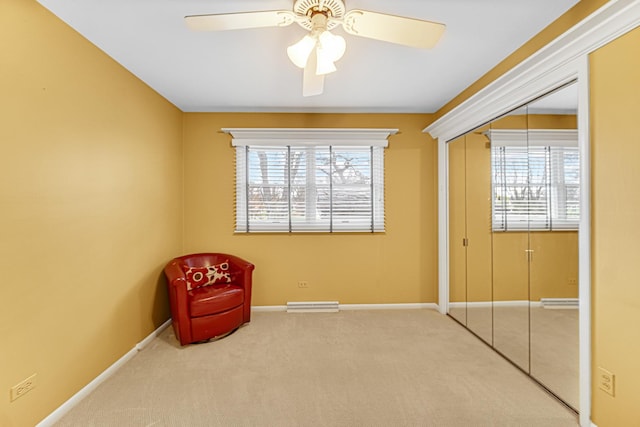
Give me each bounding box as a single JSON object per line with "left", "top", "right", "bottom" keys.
{"left": 540, "top": 298, "right": 579, "bottom": 309}
{"left": 286, "top": 301, "right": 340, "bottom": 313}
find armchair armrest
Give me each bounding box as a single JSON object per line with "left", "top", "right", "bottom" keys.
{"left": 224, "top": 254, "right": 255, "bottom": 323}
{"left": 225, "top": 254, "right": 255, "bottom": 287}
{"left": 164, "top": 260, "right": 188, "bottom": 288}
{"left": 226, "top": 254, "right": 255, "bottom": 272}
{"left": 163, "top": 260, "right": 191, "bottom": 344}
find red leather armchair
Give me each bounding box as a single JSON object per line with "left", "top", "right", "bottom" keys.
{"left": 164, "top": 253, "right": 255, "bottom": 346}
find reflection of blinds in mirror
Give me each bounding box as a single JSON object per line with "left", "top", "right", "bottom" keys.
{"left": 487, "top": 129, "right": 579, "bottom": 231}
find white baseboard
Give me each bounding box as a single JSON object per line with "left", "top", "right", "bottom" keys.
{"left": 37, "top": 319, "right": 172, "bottom": 427}
{"left": 449, "top": 301, "right": 492, "bottom": 308}
{"left": 449, "top": 301, "right": 531, "bottom": 308}
{"left": 252, "top": 305, "right": 287, "bottom": 312}
{"left": 253, "top": 303, "right": 438, "bottom": 312}
{"left": 340, "top": 303, "right": 438, "bottom": 310}
{"left": 449, "top": 301, "right": 579, "bottom": 310}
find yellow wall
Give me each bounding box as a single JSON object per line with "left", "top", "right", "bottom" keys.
{"left": 465, "top": 130, "right": 493, "bottom": 304}
{"left": 590, "top": 25, "right": 640, "bottom": 427}
{"left": 491, "top": 113, "right": 577, "bottom": 130}
{"left": 492, "top": 232, "right": 530, "bottom": 301}
{"left": 528, "top": 114, "right": 577, "bottom": 130}
{"left": 182, "top": 113, "right": 438, "bottom": 306}
{"left": 493, "top": 231, "right": 579, "bottom": 301}
{"left": 448, "top": 135, "right": 467, "bottom": 304}
{"left": 0, "top": 1, "right": 183, "bottom": 426}
{"left": 529, "top": 231, "right": 579, "bottom": 300}
{"left": 448, "top": 129, "right": 493, "bottom": 304}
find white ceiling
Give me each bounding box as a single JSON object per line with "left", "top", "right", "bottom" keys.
{"left": 37, "top": 0, "right": 580, "bottom": 113}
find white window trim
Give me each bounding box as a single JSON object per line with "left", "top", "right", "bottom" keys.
{"left": 222, "top": 128, "right": 397, "bottom": 147}
{"left": 485, "top": 129, "right": 578, "bottom": 147}
{"left": 223, "top": 128, "right": 398, "bottom": 234}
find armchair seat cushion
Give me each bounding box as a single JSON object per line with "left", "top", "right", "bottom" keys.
{"left": 189, "top": 284, "right": 244, "bottom": 318}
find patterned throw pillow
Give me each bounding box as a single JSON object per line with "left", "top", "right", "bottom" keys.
{"left": 182, "top": 261, "right": 232, "bottom": 291}
{"left": 182, "top": 266, "right": 210, "bottom": 290}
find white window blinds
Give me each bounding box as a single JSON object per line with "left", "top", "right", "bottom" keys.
{"left": 487, "top": 129, "right": 579, "bottom": 231}
{"left": 226, "top": 128, "right": 396, "bottom": 233}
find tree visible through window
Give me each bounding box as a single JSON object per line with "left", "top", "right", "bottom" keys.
{"left": 237, "top": 146, "right": 383, "bottom": 232}
{"left": 241, "top": 146, "right": 380, "bottom": 232}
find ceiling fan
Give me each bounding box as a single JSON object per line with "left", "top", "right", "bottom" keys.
{"left": 185, "top": 0, "right": 446, "bottom": 97}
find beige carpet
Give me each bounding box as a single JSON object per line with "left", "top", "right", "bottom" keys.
{"left": 55, "top": 310, "right": 578, "bottom": 426}
{"left": 454, "top": 305, "right": 579, "bottom": 410}
{"left": 530, "top": 307, "right": 579, "bottom": 410}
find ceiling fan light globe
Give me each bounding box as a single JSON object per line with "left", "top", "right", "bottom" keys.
{"left": 318, "top": 31, "right": 346, "bottom": 62}
{"left": 287, "top": 35, "right": 317, "bottom": 68}
{"left": 315, "top": 49, "right": 337, "bottom": 75}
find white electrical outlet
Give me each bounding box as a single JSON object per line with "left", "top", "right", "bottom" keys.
{"left": 10, "top": 374, "right": 37, "bottom": 402}
{"left": 598, "top": 367, "right": 615, "bottom": 397}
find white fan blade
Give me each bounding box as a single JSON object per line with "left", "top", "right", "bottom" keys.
{"left": 303, "top": 50, "right": 324, "bottom": 97}
{"left": 342, "top": 10, "right": 445, "bottom": 49}
{"left": 185, "top": 10, "right": 297, "bottom": 32}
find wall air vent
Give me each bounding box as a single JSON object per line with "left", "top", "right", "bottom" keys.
{"left": 540, "top": 298, "right": 579, "bottom": 309}
{"left": 286, "top": 301, "right": 339, "bottom": 313}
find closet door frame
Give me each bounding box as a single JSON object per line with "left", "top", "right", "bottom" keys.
{"left": 425, "top": 2, "right": 640, "bottom": 425}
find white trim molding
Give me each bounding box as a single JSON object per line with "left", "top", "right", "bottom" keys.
{"left": 222, "top": 128, "right": 399, "bottom": 147}
{"left": 252, "top": 305, "right": 288, "bottom": 312}
{"left": 252, "top": 303, "right": 438, "bottom": 312}
{"left": 339, "top": 303, "right": 438, "bottom": 311}
{"left": 485, "top": 129, "right": 578, "bottom": 147}
{"left": 577, "top": 54, "right": 592, "bottom": 427}
{"left": 423, "top": 2, "right": 640, "bottom": 427}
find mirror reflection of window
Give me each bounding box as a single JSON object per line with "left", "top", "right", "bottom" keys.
{"left": 526, "top": 82, "right": 580, "bottom": 412}
{"left": 489, "top": 129, "right": 579, "bottom": 231}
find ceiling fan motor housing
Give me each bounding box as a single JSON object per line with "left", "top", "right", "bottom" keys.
{"left": 294, "top": 0, "right": 346, "bottom": 30}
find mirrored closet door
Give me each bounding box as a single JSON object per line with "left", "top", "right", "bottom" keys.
{"left": 526, "top": 88, "right": 580, "bottom": 410}
{"left": 448, "top": 128, "right": 493, "bottom": 344}
{"left": 490, "top": 105, "right": 530, "bottom": 372}
{"left": 448, "top": 82, "right": 579, "bottom": 411}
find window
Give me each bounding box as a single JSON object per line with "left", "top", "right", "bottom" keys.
{"left": 488, "top": 129, "right": 579, "bottom": 231}
{"left": 224, "top": 128, "right": 397, "bottom": 233}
